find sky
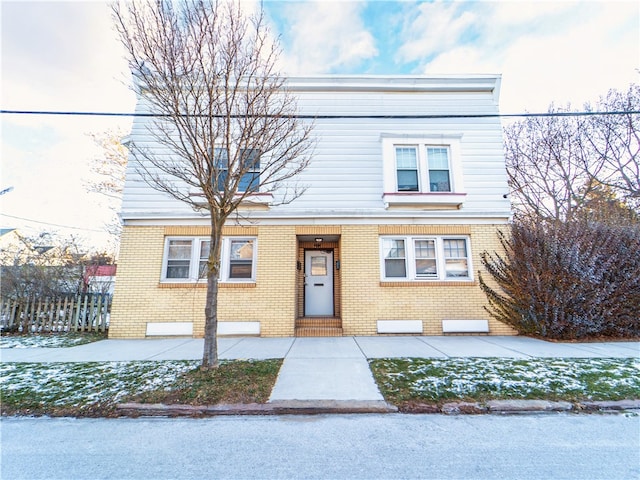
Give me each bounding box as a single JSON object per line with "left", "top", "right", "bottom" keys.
{"left": 1, "top": 0, "right": 638, "bottom": 253}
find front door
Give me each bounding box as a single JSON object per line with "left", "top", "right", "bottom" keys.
{"left": 304, "top": 250, "right": 334, "bottom": 316}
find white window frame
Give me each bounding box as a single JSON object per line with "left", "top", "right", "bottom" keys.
{"left": 381, "top": 134, "right": 466, "bottom": 208}
{"left": 161, "top": 236, "right": 257, "bottom": 283}
{"left": 380, "top": 235, "right": 473, "bottom": 282}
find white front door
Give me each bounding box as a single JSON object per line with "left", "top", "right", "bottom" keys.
{"left": 304, "top": 250, "right": 334, "bottom": 316}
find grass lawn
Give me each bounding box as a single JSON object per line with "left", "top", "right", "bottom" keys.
{"left": 0, "top": 359, "right": 282, "bottom": 417}
{"left": 370, "top": 357, "right": 640, "bottom": 410}
{"left": 2, "top": 334, "right": 638, "bottom": 416}
{"left": 0, "top": 331, "right": 107, "bottom": 349}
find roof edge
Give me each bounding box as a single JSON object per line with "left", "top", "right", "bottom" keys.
{"left": 282, "top": 74, "right": 502, "bottom": 93}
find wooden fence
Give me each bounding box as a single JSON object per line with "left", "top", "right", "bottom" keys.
{"left": 0, "top": 294, "right": 111, "bottom": 333}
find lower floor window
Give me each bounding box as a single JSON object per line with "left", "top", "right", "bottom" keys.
{"left": 162, "top": 237, "right": 257, "bottom": 282}
{"left": 381, "top": 236, "right": 471, "bottom": 281}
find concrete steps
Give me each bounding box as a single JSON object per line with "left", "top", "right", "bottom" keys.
{"left": 295, "top": 317, "right": 343, "bottom": 337}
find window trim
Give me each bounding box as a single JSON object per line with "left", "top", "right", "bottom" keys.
{"left": 380, "top": 235, "right": 473, "bottom": 282}
{"left": 161, "top": 236, "right": 257, "bottom": 284}
{"left": 381, "top": 134, "right": 465, "bottom": 208}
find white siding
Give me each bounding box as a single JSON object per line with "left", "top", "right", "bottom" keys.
{"left": 121, "top": 76, "right": 511, "bottom": 223}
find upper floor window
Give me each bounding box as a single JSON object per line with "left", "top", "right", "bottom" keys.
{"left": 426, "top": 147, "right": 451, "bottom": 192}
{"left": 162, "top": 237, "right": 257, "bottom": 282}
{"left": 395, "top": 147, "right": 419, "bottom": 192}
{"left": 393, "top": 145, "right": 452, "bottom": 193}
{"left": 215, "top": 148, "right": 261, "bottom": 193}
{"left": 382, "top": 134, "right": 465, "bottom": 208}
{"left": 380, "top": 236, "right": 472, "bottom": 281}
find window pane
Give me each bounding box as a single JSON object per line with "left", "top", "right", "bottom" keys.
{"left": 427, "top": 147, "right": 449, "bottom": 169}
{"left": 383, "top": 239, "right": 407, "bottom": 278}
{"left": 414, "top": 239, "right": 437, "bottom": 277}
{"left": 229, "top": 263, "right": 252, "bottom": 279}
{"left": 310, "top": 256, "right": 327, "bottom": 276}
{"left": 166, "top": 240, "right": 192, "bottom": 279}
{"left": 217, "top": 170, "right": 228, "bottom": 192}
{"left": 396, "top": 147, "right": 419, "bottom": 192}
{"left": 397, "top": 170, "right": 419, "bottom": 191}
{"left": 214, "top": 148, "right": 229, "bottom": 167}
{"left": 199, "top": 241, "right": 210, "bottom": 279}
{"left": 229, "top": 240, "right": 254, "bottom": 279}
{"left": 414, "top": 239, "right": 436, "bottom": 258}
{"left": 168, "top": 240, "right": 192, "bottom": 259}
{"left": 240, "top": 149, "right": 261, "bottom": 170}
{"left": 385, "top": 259, "right": 407, "bottom": 277}
{"left": 416, "top": 259, "right": 437, "bottom": 276}
{"left": 444, "top": 239, "right": 467, "bottom": 258}
{"left": 427, "top": 147, "right": 451, "bottom": 192}
{"left": 395, "top": 147, "right": 417, "bottom": 168}
{"left": 238, "top": 172, "right": 260, "bottom": 192}
{"left": 383, "top": 239, "right": 405, "bottom": 259}
{"left": 443, "top": 239, "right": 469, "bottom": 277}
{"left": 166, "top": 262, "right": 190, "bottom": 279}
{"left": 230, "top": 240, "right": 253, "bottom": 259}
{"left": 445, "top": 259, "right": 469, "bottom": 277}
{"left": 429, "top": 170, "right": 451, "bottom": 192}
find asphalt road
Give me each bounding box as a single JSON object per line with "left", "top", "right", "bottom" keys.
{"left": 2, "top": 413, "right": 638, "bottom": 480}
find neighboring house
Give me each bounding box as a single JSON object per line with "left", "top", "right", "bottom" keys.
{"left": 84, "top": 265, "right": 117, "bottom": 295}
{"left": 109, "top": 75, "right": 515, "bottom": 338}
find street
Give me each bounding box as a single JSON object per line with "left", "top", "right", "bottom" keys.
{"left": 2, "top": 413, "right": 638, "bottom": 480}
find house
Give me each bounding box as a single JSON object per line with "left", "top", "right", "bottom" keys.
{"left": 108, "top": 75, "right": 516, "bottom": 338}
{"left": 83, "top": 265, "right": 117, "bottom": 295}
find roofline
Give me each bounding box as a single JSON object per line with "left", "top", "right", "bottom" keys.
{"left": 282, "top": 74, "right": 502, "bottom": 96}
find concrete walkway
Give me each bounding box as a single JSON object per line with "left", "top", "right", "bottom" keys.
{"left": 2, "top": 336, "right": 638, "bottom": 406}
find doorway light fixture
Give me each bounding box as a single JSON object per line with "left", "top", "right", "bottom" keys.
{"left": 314, "top": 237, "right": 323, "bottom": 243}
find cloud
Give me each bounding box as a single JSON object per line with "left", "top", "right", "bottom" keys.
{"left": 0, "top": 1, "right": 133, "bottom": 248}
{"left": 1, "top": 1, "right": 134, "bottom": 112}
{"left": 401, "top": 1, "right": 639, "bottom": 112}
{"left": 274, "top": 1, "right": 378, "bottom": 74}
{"left": 398, "top": 1, "right": 479, "bottom": 63}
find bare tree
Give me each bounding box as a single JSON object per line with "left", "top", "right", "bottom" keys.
{"left": 113, "top": 0, "right": 314, "bottom": 368}
{"left": 87, "top": 130, "right": 129, "bottom": 241}
{"left": 584, "top": 83, "right": 640, "bottom": 208}
{"left": 504, "top": 83, "right": 640, "bottom": 220}
{"left": 504, "top": 109, "right": 594, "bottom": 220}
{"left": 0, "top": 232, "right": 88, "bottom": 299}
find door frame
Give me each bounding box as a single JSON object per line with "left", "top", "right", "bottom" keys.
{"left": 303, "top": 248, "right": 335, "bottom": 317}
{"left": 296, "top": 236, "right": 341, "bottom": 320}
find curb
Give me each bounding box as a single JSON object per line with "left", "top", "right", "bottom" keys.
{"left": 116, "top": 400, "right": 398, "bottom": 417}
{"left": 404, "top": 399, "right": 640, "bottom": 415}
{"left": 116, "top": 399, "right": 640, "bottom": 417}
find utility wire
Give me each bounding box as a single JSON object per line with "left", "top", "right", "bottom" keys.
{"left": 0, "top": 213, "right": 106, "bottom": 233}
{"left": 1, "top": 109, "right": 639, "bottom": 119}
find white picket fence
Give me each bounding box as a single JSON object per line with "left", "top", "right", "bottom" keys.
{"left": 0, "top": 294, "right": 111, "bottom": 333}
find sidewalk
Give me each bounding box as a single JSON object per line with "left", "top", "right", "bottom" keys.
{"left": 3, "top": 335, "right": 638, "bottom": 363}
{"left": 2, "top": 336, "right": 638, "bottom": 415}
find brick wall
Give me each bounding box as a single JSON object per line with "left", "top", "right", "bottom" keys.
{"left": 109, "top": 223, "right": 516, "bottom": 338}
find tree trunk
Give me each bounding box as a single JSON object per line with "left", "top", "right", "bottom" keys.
{"left": 201, "top": 216, "right": 225, "bottom": 369}
{"left": 202, "top": 273, "right": 219, "bottom": 368}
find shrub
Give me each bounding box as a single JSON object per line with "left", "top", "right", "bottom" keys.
{"left": 480, "top": 219, "right": 640, "bottom": 339}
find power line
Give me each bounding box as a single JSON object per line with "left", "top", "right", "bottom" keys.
{"left": 0, "top": 213, "right": 106, "bottom": 233}
{"left": 1, "top": 109, "right": 639, "bottom": 119}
